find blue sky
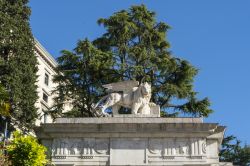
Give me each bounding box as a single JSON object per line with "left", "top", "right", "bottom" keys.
{"left": 29, "top": 0, "right": 250, "bottom": 143}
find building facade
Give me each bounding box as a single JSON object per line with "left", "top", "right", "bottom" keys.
{"left": 34, "top": 39, "right": 58, "bottom": 125}
{"left": 34, "top": 39, "right": 71, "bottom": 126}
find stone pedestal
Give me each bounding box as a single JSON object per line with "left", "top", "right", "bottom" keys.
{"left": 35, "top": 117, "right": 233, "bottom": 166}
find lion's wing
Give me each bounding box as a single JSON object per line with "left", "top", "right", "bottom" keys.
{"left": 102, "top": 80, "right": 139, "bottom": 93}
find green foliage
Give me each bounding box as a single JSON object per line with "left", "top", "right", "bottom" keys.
{"left": 53, "top": 5, "right": 213, "bottom": 117}
{"left": 7, "top": 131, "right": 47, "bottom": 166}
{"left": 0, "top": 152, "right": 11, "bottom": 166}
{"left": 52, "top": 39, "right": 113, "bottom": 117}
{"left": 0, "top": 84, "right": 10, "bottom": 116}
{"left": 0, "top": 0, "right": 38, "bottom": 130}
{"left": 220, "top": 135, "right": 250, "bottom": 166}
{"left": 0, "top": 142, "right": 11, "bottom": 166}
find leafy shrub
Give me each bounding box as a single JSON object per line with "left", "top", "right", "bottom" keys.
{"left": 7, "top": 131, "right": 47, "bottom": 166}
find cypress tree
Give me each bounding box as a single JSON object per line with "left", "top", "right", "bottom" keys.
{"left": 0, "top": 0, "right": 38, "bottom": 130}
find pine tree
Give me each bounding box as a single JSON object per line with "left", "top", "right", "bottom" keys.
{"left": 220, "top": 135, "right": 250, "bottom": 166}
{"left": 53, "top": 5, "right": 213, "bottom": 117}
{"left": 0, "top": 0, "right": 38, "bottom": 130}
{"left": 94, "top": 5, "right": 213, "bottom": 117}
{"left": 52, "top": 39, "right": 113, "bottom": 117}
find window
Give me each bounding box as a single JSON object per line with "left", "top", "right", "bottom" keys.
{"left": 44, "top": 113, "right": 48, "bottom": 123}
{"left": 41, "top": 109, "right": 48, "bottom": 123}
{"left": 44, "top": 73, "right": 49, "bottom": 86}
{"left": 43, "top": 93, "right": 48, "bottom": 103}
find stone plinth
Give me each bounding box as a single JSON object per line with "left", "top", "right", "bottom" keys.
{"left": 35, "top": 117, "right": 232, "bottom": 166}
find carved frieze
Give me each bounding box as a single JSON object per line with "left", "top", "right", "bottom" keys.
{"left": 51, "top": 137, "right": 207, "bottom": 163}
{"left": 148, "top": 138, "right": 162, "bottom": 154}
{"left": 94, "top": 138, "right": 109, "bottom": 154}
{"left": 52, "top": 138, "right": 109, "bottom": 156}
{"left": 148, "top": 138, "right": 206, "bottom": 157}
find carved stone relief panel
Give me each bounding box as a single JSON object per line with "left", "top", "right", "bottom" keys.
{"left": 164, "top": 138, "right": 176, "bottom": 155}
{"left": 52, "top": 138, "right": 69, "bottom": 156}
{"left": 94, "top": 138, "right": 109, "bottom": 154}
{"left": 148, "top": 138, "right": 206, "bottom": 157}
{"left": 51, "top": 138, "right": 109, "bottom": 156}
{"left": 190, "top": 138, "right": 206, "bottom": 156}
{"left": 68, "top": 139, "right": 82, "bottom": 155}
{"left": 82, "top": 138, "right": 95, "bottom": 155}
{"left": 202, "top": 141, "right": 206, "bottom": 154}
{"left": 148, "top": 138, "right": 162, "bottom": 155}
{"left": 174, "top": 138, "right": 190, "bottom": 155}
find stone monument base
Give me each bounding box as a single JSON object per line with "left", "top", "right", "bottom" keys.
{"left": 35, "top": 117, "right": 233, "bottom": 166}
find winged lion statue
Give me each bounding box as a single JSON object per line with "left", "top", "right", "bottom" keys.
{"left": 93, "top": 80, "right": 160, "bottom": 117}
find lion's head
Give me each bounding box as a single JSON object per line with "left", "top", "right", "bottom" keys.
{"left": 140, "top": 82, "right": 151, "bottom": 96}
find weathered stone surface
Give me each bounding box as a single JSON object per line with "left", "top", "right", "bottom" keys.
{"left": 55, "top": 117, "right": 203, "bottom": 123}
{"left": 35, "top": 117, "right": 232, "bottom": 166}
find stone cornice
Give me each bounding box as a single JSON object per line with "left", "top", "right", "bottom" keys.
{"left": 35, "top": 117, "right": 225, "bottom": 140}
{"left": 34, "top": 38, "right": 58, "bottom": 69}
{"left": 54, "top": 117, "right": 204, "bottom": 123}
